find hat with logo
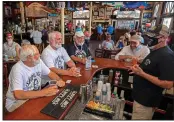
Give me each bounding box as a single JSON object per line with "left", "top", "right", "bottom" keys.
{"left": 75, "top": 31, "right": 84, "bottom": 37}
{"left": 145, "top": 25, "right": 170, "bottom": 37}
{"left": 130, "top": 35, "right": 142, "bottom": 43}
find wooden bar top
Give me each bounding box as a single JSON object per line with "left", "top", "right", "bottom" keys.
{"left": 4, "top": 58, "right": 128, "bottom": 120}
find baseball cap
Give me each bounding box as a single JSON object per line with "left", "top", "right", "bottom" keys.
{"left": 130, "top": 35, "right": 142, "bottom": 43}
{"left": 75, "top": 31, "right": 84, "bottom": 37}
{"left": 6, "top": 33, "right": 12, "bottom": 37}
{"left": 145, "top": 25, "right": 170, "bottom": 37}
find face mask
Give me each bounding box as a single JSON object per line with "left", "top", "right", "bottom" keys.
{"left": 7, "top": 40, "right": 13, "bottom": 45}
{"left": 79, "top": 42, "right": 84, "bottom": 46}
{"left": 55, "top": 44, "right": 62, "bottom": 49}
{"left": 132, "top": 45, "right": 142, "bottom": 52}
{"left": 33, "top": 58, "right": 40, "bottom": 66}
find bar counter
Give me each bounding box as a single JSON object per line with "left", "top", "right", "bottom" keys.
{"left": 4, "top": 58, "right": 129, "bottom": 120}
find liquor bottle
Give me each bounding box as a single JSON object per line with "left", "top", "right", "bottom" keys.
{"left": 119, "top": 90, "right": 126, "bottom": 120}
{"left": 102, "top": 84, "right": 107, "bottom": 104}
{"left": 108, "top": 69, "right": 113, "bottom": 83}
{"left": 119, "top": 75, "right": 123, "bottom": 85}
{"left": 99, "top": 70, "right": 104, "bottom": 81}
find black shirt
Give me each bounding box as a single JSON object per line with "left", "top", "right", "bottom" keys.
{"left": 67, "top": 42, "right": 91, "bottom": 58}
{"left": 133, "top": 46, "right": 174, "bottom": 107}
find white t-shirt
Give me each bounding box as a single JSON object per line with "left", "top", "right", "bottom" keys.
{"left": 3, "top": 42, "right": 21, "bottom": 57}
{"left": 102, "top": 40, "right": 115, "bottom": 50}
{"left": 30, "top": 30, "right": 42, "bottom": 44}
{"left": 5, "top": 59, "right": 50, "bottom": 110}
{"left": 41, "top": 45, "right": 71, "bottom": 69}
{"left": 115, "top": 45, "right": 150, "bottom": 61}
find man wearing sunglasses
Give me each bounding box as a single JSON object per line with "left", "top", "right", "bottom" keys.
{"left": 127, "top": 25, "right": 174, "bottom": 120}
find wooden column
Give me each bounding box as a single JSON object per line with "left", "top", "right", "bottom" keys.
{"left": 61, "top": 8, "right": 65, "bottom": 44}
{"left": 156, "top": 2, "right": 163, "bottom": 25}
{"left": 89, "top": 2, "right": 93, "bottom": 35}
{"left": 19, "top": 2, "right": 25, "bottom": 26}
{"left": 139, "top": 9, "right": 143, "bottom": 28}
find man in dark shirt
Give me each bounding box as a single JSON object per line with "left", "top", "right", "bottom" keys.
{"left": 127, "top": 25, "right": 174, "bottom": 120}
{"left": 67, "top": 31, "right": 91, "bottom": 64}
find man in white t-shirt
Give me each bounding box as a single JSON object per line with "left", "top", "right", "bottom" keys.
{"left": 115, "top": 35, "right": 150, "bottom": 63}
{"left": 30, "top": 26, "right": 42, "bottom": 44}
{"left": 6, "top": 45, "right": 65, "bottom": 112}
{"left": 3, "top": 33, "right": 21, "bottom": 59}
{"left": 41, "top": 31, "right": 79, "bottom": 77}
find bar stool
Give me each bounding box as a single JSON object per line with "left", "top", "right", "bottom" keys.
{"left": 109, "top": 49, "right": 121, "bottom": 59}
{"left": 95, "top": 48, "right": 104, "bottom": 58}
{"left": 103, "top": 49, "right": 122, "bottom": 59}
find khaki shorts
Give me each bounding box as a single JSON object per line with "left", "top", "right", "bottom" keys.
{"left": 132, "top": 101, "right": 155, "bottom": 120}
{"left": 7, "top": 99, "right": 28, "bottom": 112}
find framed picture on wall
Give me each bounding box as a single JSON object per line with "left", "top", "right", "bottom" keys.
{"left": 99, "top": 8, "right": 105, "bottom": 17}
{"left": 93, "top": 11, "right": 98, "bottom": 16}
{"left": 106, "top": 7, "right": 112, "bottom": 15}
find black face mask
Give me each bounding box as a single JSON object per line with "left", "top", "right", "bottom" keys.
{"left": 148, "top": 37, "right": 159, "bottom": 47}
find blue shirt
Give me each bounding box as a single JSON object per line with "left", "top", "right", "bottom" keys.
{"left": 140, "top": 36, "right": 144, "bottom": 44}
{"left": 102, "top": 40, "right": 115, "bottom": 49}
{"left": 97, "top": 26, "right": 103, "bottom": 34}
{"left": 117, "top": 42, "right": 124, "bottom": 49}
{"left": 107, "top": 26, "right": 114, "bottom": 35}
{"left": 76, "top": 27, "right": 82, "bottom": 32}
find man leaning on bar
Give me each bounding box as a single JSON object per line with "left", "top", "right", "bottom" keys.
{"left": 41, "top": 31, "right": 80, "bottom": 77}
{"left": 5, "top": 45, "right": 65, "bottom": 112}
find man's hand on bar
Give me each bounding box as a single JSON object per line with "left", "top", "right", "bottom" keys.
{"left": 56, "top": 79, "right": 65, "bottom": 88}
{"left": 42, "top": 85, "right": 59, "bottom": 97}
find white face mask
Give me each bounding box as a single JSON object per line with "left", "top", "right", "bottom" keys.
{"left": 79, "top": 42, "right": 84, "bottom": 46}
{"left": 7, "top": 40, "right": 13, "bottom": 45}
{"left": 33, "top": 58, "right": 40, "bottom": 66}
{"left": 55, "top": 44, "right": 62, "bottom": 49}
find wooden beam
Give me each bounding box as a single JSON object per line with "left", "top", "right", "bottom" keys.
{"left": 89, "top": 2, "right": 92, "bottom": 35}
{"left": 20, "top": 2, "right": 25, "bottom": 25}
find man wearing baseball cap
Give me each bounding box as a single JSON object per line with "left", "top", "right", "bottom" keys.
{"left": 115, "top": 34, "right": 150, "bottom": 63}
{"left": 3, "top": 33, "right": 21, "bottom": 59}
{"left": 67, "top": 31, "right": 91, "bottom": 64}
{"left": 127, "top": 25, "right": 174, "bottom": 119}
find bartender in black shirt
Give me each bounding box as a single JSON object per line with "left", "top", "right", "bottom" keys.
{"left": 127, "top": 25, "right": 174, "bottom": 120}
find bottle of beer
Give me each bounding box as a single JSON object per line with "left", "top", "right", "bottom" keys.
{"left": 109, "top": 69, "right": 113, "bottom": 83}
